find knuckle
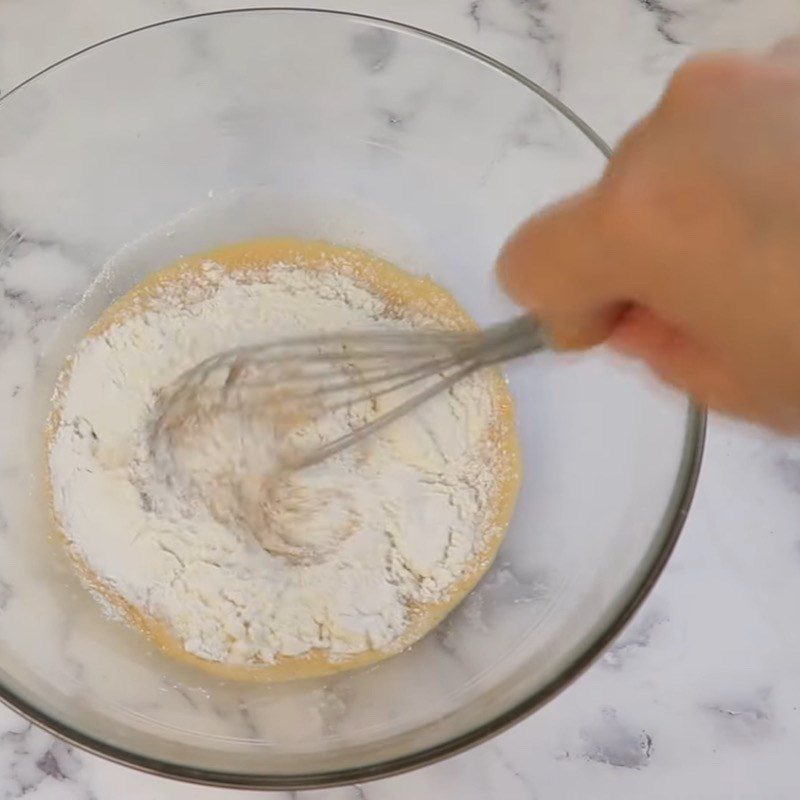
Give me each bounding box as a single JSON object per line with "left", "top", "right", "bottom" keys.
{"left": 664, "top": 53, "right": 755, "bottom": 109}
{"left": 597, "top": 159, "right": 684, "bottom": 276}
{"left": 598, "top": 152, "right": 660, "bottom": 243}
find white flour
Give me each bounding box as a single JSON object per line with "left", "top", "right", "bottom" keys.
{"left": 48, "top": 260, "right": 504, "bottom": 666}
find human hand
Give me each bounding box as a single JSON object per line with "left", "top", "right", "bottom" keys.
{"left": 498, "top": 40, "right": 800, "bottom": 430}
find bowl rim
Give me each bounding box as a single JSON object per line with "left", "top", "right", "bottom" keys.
{"left": 0, "top": 6, "right": 706, "bottom": 789}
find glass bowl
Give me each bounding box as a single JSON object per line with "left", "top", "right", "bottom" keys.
{"left": 0, "top": 8, "right": 704, "bottom": 789}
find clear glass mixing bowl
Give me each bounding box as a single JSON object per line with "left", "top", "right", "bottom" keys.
{"left": 0, "top": 9, "right": 704, "bottom": 789}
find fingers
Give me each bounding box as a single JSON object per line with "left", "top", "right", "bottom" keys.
{"left": 496, "top": 189, "right": 626, "bottom": 350}
{"left": 610, "top": 305, "right": 754, "bottom": 417}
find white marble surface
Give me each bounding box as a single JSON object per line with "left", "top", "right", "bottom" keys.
{"left": 1, "top": 0, "right": 800, "bottom": 797}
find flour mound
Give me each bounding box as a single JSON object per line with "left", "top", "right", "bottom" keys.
{"left": 48, "top": 244, "right": 514, "bottom": 674}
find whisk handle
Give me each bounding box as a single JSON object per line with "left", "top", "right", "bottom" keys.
{"left": 476, "top": 314, "right": 550, "bottom": 366}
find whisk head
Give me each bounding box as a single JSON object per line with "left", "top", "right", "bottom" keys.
{"left": 151, "top": 315, "right": 545, "bottom": 474}
{"left": 146, "top": 316, "right": 544, "bottom": 554}
{"left": 153, "top": 329, "right": 483, "bottom": 467}
{"left": 145, "top": 329, "right": 482, "bottom": 555}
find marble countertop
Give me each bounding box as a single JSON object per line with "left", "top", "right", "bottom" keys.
{"left": 2, "top": 0, "right": 800, "bottom": 798}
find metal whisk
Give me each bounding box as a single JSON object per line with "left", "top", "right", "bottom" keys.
{"left": 151, "top": 314, "right": 549, "bottom": 474}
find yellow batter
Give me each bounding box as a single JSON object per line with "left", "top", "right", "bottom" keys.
{"left": 47, "top": 238, "right": 521, "bottom": 681}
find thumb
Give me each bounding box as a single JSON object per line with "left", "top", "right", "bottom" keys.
{"left": 496, "top": 189, "right": 625, "bottom": 350}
